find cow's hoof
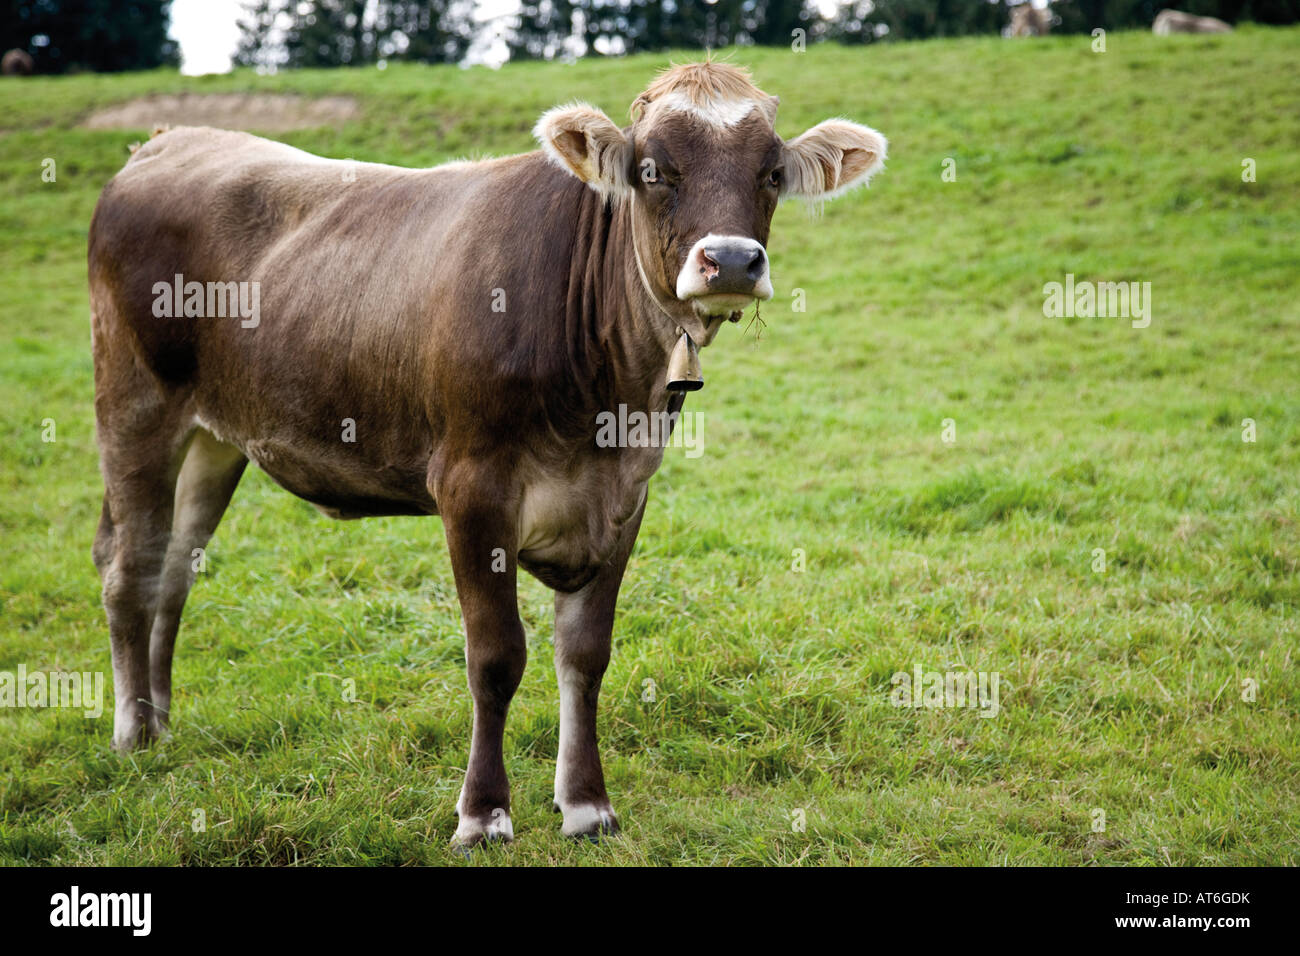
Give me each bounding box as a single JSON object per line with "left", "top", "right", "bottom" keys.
{"left": 453, "top": 807, "right": 514, "bottom": 848}
{"left": 110, "top": 715, "right": 167, "bottom": 752}
{"left": 557, "top": 801, "right": 619, "bottom": 840}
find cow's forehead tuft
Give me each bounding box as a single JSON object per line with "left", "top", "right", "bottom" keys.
{"left": 631, "top": 61, "right": 778, "bottom": 129}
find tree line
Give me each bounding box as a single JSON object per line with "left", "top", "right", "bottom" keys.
{"left": 3, "top": 0, "right": 178, "bottom": 73}
{"left": 4, "top": 0, "right": 1297, "bottom": 74}
{"left": 236, "top": 0, "right": 1300, "bottom": 68}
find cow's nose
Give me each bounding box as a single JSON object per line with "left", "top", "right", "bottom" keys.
{"left": 677, "top": 235, "right": 773, "bottom": 302}
{"left": 701, "top": 242, "right": 767, "bottom": 291}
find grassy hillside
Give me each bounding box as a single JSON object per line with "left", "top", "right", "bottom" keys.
{"left": 0, "top": 28, "right": 1297, "bottom": 865}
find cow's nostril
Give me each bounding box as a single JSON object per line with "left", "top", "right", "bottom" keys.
{"left": 699, "top": 249, "right": 720, "bottom": 279}
{"left": 745, "top": 248, "right": 765, "bottom": 280}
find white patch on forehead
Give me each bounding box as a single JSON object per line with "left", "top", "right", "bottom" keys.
{"left": 653, "top": 91, "right": 761, "bottom": 128}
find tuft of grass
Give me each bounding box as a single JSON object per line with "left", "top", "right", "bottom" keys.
{"left": 1, "top": 28, "right": 1297, "bottom": 865}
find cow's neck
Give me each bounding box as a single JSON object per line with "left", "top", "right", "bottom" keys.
{"left": 570, "top": 186, "right": 682, "bottom": 418}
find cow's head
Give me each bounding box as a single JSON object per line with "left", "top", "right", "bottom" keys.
{"left": 535, "top": 61, "right": 887, "bottom": 345}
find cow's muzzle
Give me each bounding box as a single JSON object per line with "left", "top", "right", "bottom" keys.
{"left": 676, "top": 235, "right": 774, "bottom": 314}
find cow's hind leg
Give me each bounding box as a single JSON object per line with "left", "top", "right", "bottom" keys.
{"left": 148, "top": 429, "right": 247, "bottom": 729}
{"left": 551, "top": 494, "right": 645, "bottom": 839}
{"left": 94, "top": 410, "right": 193, "bottom": 751}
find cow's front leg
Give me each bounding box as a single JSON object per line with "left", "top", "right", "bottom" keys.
{"left": 552, "top": 493, "right": 646, "bottom": 839}
{"left": 442, "top": 474, "right": 526, "bottom": 847}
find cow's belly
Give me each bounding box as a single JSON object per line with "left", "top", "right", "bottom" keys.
{"left": 197, "top": 416, "right": 436, "bottom": 518}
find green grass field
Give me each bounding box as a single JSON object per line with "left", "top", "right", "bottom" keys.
{"left": 1, "top": 27, "right": 1297, "bottom": 865}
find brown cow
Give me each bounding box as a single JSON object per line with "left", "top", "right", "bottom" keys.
{"left": 2, "top": 49, "right": 35, "bottom": 75}
{"left": 87, "top": 62, "right": 886, "bottom": 845}
{"left": 1009, "top": 3, "right": 1052, "bottom": 37}
{"left": 1153, "top": 9, "right": 1233, "bottom": 33}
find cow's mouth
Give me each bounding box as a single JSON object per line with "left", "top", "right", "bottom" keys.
{"left": 688, "top": 291, "right": 758, "bottom": 318}
{"left": 674, "top": 293, "right": 759, "bottom": 347}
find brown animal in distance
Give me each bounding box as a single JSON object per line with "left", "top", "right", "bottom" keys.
{"left": 1009, "top": 3, "right": 1052, "bottom": 36}
{"left": 1153, "top": 9, "right": 1233, "bottom": 33}
{"left": 2, "top": 49, "right": 35, "bottom": 75}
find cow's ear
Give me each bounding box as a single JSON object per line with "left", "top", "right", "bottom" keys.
{"left": 534, "top": 102, "right": 633, "bottom": 199}
{"left": 780, "top": 120, "right": 887, "bottom": 200}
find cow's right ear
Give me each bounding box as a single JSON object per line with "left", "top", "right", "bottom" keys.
{"left": 534, "top": 102, "right": 633, "bottom": 200}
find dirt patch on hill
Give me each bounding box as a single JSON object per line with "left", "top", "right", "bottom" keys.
{"left": 82, "top": 93, "right": 360, "bottom": 132}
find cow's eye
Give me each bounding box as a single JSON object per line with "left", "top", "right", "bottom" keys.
{"left": 766, "top": 168, "right": 783, "bottom": 189}
{"left": 640, "top": 159, "right": 676, "bottom": 188}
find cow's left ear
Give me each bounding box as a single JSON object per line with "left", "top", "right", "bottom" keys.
{"left": 781, "top": 120, "right": 887, "bottom": 200}
{"left": 534, "top": 102, "right": 632, "bottom": 199}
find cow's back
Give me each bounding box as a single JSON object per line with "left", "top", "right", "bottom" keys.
{"left": 91, "top": 128, "right": 447, "bottom": 383}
